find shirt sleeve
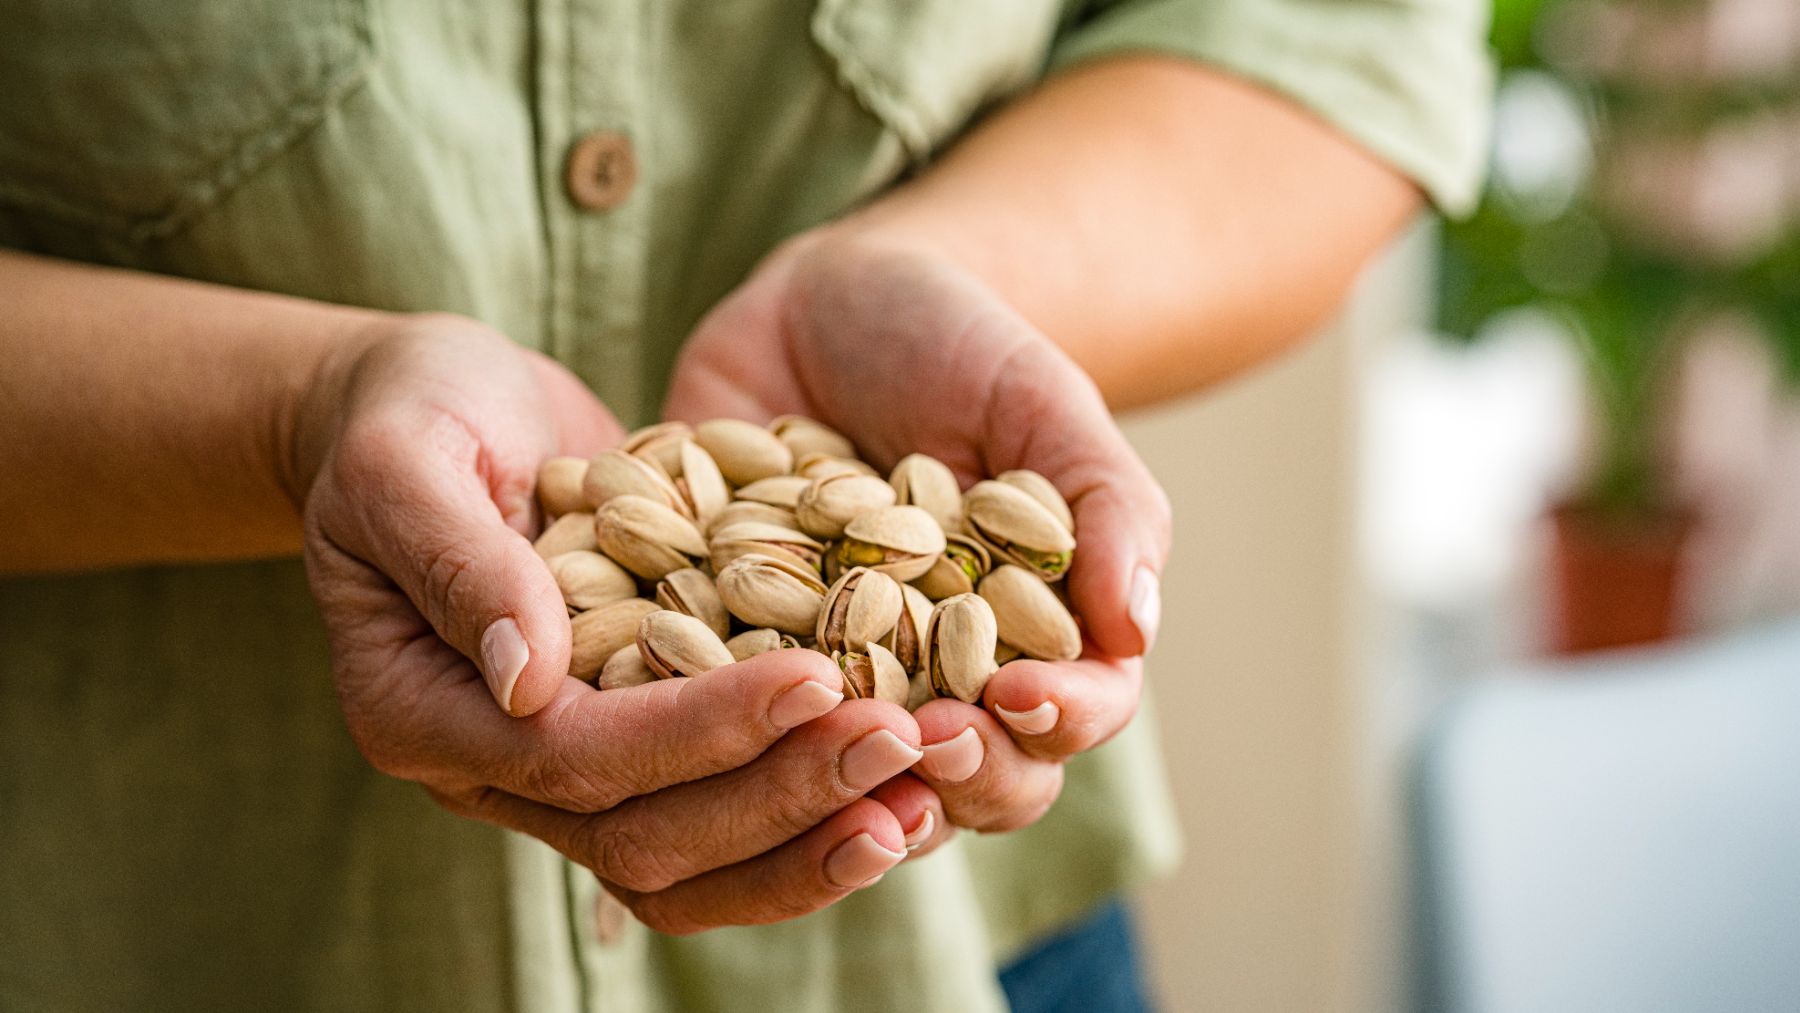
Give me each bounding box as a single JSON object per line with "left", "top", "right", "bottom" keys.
{"left": 1048, "top": 0, "right": 1494, "bottom": 216}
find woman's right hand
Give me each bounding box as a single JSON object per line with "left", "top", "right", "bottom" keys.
{"left": 296, "top": 314, "right": 938, "bottom": 933}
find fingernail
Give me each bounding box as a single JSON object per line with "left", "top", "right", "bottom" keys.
{"left": 824, "top": 832, "right": 905, "bottom": 888}
{"left": 479, "top": 618, "right": 529, "bottom": 713}
{"left": 917, "top": 727, "right": 984, "bottom": 784}
{"left": 903, "top": 810, "right": 936, "bottom": 852}
{"left": 769, "top": 681, "right": 844, "bottom": 729}
{"left": 995, "top": 701, "right": 1061, "bottom": 737}
{"left": 841, "top": 729, "right": 924, "bottom": 791}
{"left": 1129, "top": 566, "right": 1161, "bottom": 653}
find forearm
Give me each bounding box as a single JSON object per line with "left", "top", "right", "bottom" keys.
{"left": 844, "top": 56, "right": 1422, "bottom": 410}
{"left": 0, "top": 251, "right": 381, "bottom": 573}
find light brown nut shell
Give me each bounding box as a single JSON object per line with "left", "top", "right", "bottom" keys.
{"left": 733, "top": 475, "right": 811, "bottom": 509}
{"left": 708, "top": 521, "right": 825, "bottom": 574}
{"left": 838, "top": 643, "right": 909, "bottom": 706}
{"left": 696, "top": 418, "right": 793, "bottom": 486}
{"left": 910, "top": 534, "right": 992, "bottom": 601}
{"left": 979, "top": 564, "right": 1081, "bottom": 662}
{"left": 796, "top": 473, "right": 897, "bottom": 540}
{"left": 594, "top": 495, "right": 708, "bottom": 579}
{"left": 889, "top": 453, "right": 963, "bottom": 531}
{"left": 770, "top": 415, "right": 858, "bottom": 460}
{"left": 582, "top": 449, "right": 685, "bottom": 515}
{"left": 995, "top": 469, "right": 1074, "bottom": 532}
{"left": 536, "top": 456, "right": 591, "bottom": 518}
{"left": 654, "top": 567, "right": 730, "bottom": 640}
{"left": 816, "top": 567, "right": 903, "bottom": 655}
{"left": 714, "top": 500, "right": 800, "bottom": 531}
{"left": 962, "top": 480, "right": 1076, "bottom": 582}
{"left": 793, "top": 453, "right": 877, "bottom": 481}
{"left": 598, "top": 643, "right": 658, "bottom": 690}
{"left": 674, "top": 440, "right": 730, "bottom": 532}
{"left": 923, "top": 593, "right": 999, "bottom": 704}
{"left": 715, "top": 552, "right": 828, "bottom": 636}
{"left": 838, "top": 505, "right": 946, "bottom": 582}
{"left": 884, "top": 584, "right": 935, "bottom": 674}
{"left": 637, "top": 610, "right": 735, "bottom": 679}
{"left": 548, "top": 550, "right": 638, "bottom": 611}
{"left": 570, "top": 598, "right": 661, "bottom": 680}
{"left": 534, "top": 511, "right": 598, "bottom": 558}
{"left": 621, "top": 422, "right": 694, "bottom": 475}
{"left": 724, "top": 628, "right": 800, "bottom": 662}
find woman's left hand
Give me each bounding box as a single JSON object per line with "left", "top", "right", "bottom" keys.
{"left": 664, "top": 229, "right": 1172, "bottom": 850}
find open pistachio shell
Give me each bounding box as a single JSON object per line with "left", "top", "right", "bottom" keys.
{"left": 637, "top": 610, "right": 735, "bottom": 679}
{"left": 594, "top": 495, "right": 708, "bottom": 580}
{"left": 598, "top": 643, "right": 658, "bottom": 690}
{"left": 708, "top": 522, "right": 825, "bottom": 574}
{"left": 713, "top": 500, "right": 800, "bottom": 531}
{"left": 696, "top": 418, "right": 793, "bottom": 486}
{"left": 582, "top": 449, "right": 686, "bottom": 515}
{"left": 724, "top": 628, "right": 801, "bottom": 662}
{"left": 962, "top": 480, "right": 1075, "bottom": 582}
{"left": 733, "top": 475, "right": 811, "bottom": 509}
{"left": 995, "top": 470, "right": 1074, "bottom": 532}
{"left": 837, "top": 642, "right": 909, "bottom": 706}
{"left": 911, "top": 534, "right": 992, "bottom": 600}
{"left": 770, "top": 415, "right": 858, "bottom": 460}
{"left": 534, "top": 511, "right": 598, "bottom": 558}
{"left": 838, "top": 505, "right": 946, "bottom": 582}
{"left": 889, "top": 453, "right": 962, "bottom": 531}
{"left": 793, "top": 453, "right": 878, "bottom": 481}
{"left": 674, "top": 440, "right": 731, "bottom": 533}
{"left": 621, "top": 421, "right": 694, "bottom": 476}
{"left": 536, "top": 456, "right": 591, "bottom": 518}
{"left": 816, "top": 567, "right": 903, "bottom": 655}
{"left": 884, "top": 583, "right": 935, "bottom": 673}
{"left": 979, "top": 564, "right": 1081, "bottom": 662}
{"left": 548, "top": 550, "right": 638, "bottom": 611}
{"left": 715, "top": 552, "right": 829, "bottom": 635}
{"left": 654, "top": 567, "right": 730, "bottom": 640}
{"left": 570, "top": 598, "right": 661, "bottom": 680}
{"left": 796, "top": 472, "right": 897, "bottom": 539}
{"left": 923, "top": 593, "right": 999, "bottom": 704}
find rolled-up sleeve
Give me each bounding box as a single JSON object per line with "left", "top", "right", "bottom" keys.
{"left": 1049, "top": 0, "right": 1493, "bottom": 215}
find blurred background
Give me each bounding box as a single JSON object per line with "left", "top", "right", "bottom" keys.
{"left": 1120, "top": 0, "right": 1800, "bottom": 1008}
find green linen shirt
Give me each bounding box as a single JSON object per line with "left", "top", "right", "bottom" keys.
{"left": 0, "top": 2, "right": 1489, "bottom": 1010}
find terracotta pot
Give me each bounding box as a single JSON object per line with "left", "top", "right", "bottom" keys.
{"left": 1548, "top": 502, "right": 1693, "bottom": 656}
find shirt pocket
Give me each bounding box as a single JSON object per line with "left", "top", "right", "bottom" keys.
{"left": 0, "top": 0, "right": 372, "bottom": 243}
{"left": 810, "top": 0, "right": 1065, "bottom": 163}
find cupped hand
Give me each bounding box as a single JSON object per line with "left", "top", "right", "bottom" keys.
{"left": 666, "top": 231, "right": 1172, "bottom": 840}
{"left": 294, "top": 315, "right": 926, "bottom": 933}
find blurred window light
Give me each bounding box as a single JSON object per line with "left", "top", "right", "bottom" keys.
{"left": 1492, "top": 70, "right": 1593, "bottom": 224}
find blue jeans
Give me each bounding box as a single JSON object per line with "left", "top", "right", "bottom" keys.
{"left": 998, "top": 901, "right": 1157, "bottom": 1013}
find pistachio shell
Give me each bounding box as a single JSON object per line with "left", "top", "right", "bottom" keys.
{"left": 696, "top": 418, "right": 793, "bottom": 486}
{"left": 838, "top": 643, "right": 909, "bottom": 706}
{"left": 598, "top": 643, "right": 658, "bottom": 690}
{"left": 962, "top": 480, "right": 1076, "bottom": 582}
{"left": 793, "top": 453, "right": 877, "bottom": 481}
{"left": 674, "top": 440, "right": 730, "bottom": 532}
{"left": 884, "top": 584, "right": 935, "bottom": 673}
{"left": 570, "top": 598, "right": 661, "bottom": 679}
{"left": 594, "top": 495, "right": 708, "bottom": 579}
{"left": 637, "top": 610, "right": 735, "bottom": 679}
{"left": 534, "top": 511, "right": 598, "bottom": 558}
{"left": 724, "top": 628, "right": 800, "bottom": 662}
{"left": 910, "top": 534, "right": 992, "bottom": 600}
{"left": 582, "top": 449, "right": 686, "bottom": 515}
{"left": 994, "top": 641, "right": 1022, "bottom": 666}
{"left": 904, "top": 667, "right": 935, "bottom": 712}
{"left": 536, "top": 456, "right": 590, "bottom": 518}
{"left": 654, "top": 567, "right": 730, "bottom": 639}
{"left": 714, "top": 500, "right": 800, "bottom": 531}
{"left": 816, "top": 567, "right": 903, "bottom": 655}
{"left": 889, "top": 453, "right": 962, "bottom": 530}
{"left": 923, "top": 594, "right": 999, "bottom": 704}
{"left": 997, "top": 469, "right": 1074, "bottom": 532}
{"left": 621, "top": 421, "right": 693, "bottom": 475}
{"left": 715, "top": 552, "right": 828, "bottom": 635}
{"left": 979, "top": 564, "right": 1081, "bottom": 661}
{"left": 548, "top": 550, "right": 638, "bottom": 610}
{"left": 796, "top": 473, "right": 897, "bottom": 539}
{"left": 733, "top": 475, "right": 811, "bottom": 508}
{"left": 708, "top": 522, "right": 825, "bottom": 574}
{"left": 838, "top": 505, "right": 946, "bottom": 582}
{"left": 770, "top": 415, "right": 858, "bottom": 460}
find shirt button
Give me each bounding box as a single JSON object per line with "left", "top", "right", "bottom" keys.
{"left": 566, "top": 130, "right": 637, "bottom": 211}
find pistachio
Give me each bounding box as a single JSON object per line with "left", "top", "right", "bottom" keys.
{"left": 621, "top": 421, "right": 693, "bottom": 475}
{"left": 979, "top": 564, "right": 1081, "bottom": 662}
{"left": 673, "top": 440, "right": 730, "bottom": 532}
{"left": 598, "top": 643, "right": 658, "bottom": 690}
{"left": 996, "top": 469, "right": 1074, "bottom": 532}
{"left": 910, "top": 533, "right": 992, "bottom": 600}
{"left": 582, "top": 449, "right": 687, "bottom": 515}
{"left": 837, "top": 643, "right": 909, "bottom": 706}
{"left": 637, "top": 610, "right": 735, "bottom": 679}
{"left": 816, "top": 567, "right": 903, "bottom": 655}
{"left": 708, "top": 522, "right": 825, "bottom": 574}
{"left": 594, "top": 495, "right": 708, "bottom": 579}
{"left": 570, "top": 598, "right": 661, "bottom": 679}
{"left": 962, "top": 480, "right": 1075, "bottom": 582}
{"left": 889, "top": 453, "right": 962, "bottom": 531}
{"left": 724, "top": 628, "right": 802, "bottom": 662}
{"left": 883, "top": 583, "right": 935, "bottom": 673}
{"left": 696, "top": 418, "right": 793, "bottom": 486}
{"left": 715, "top": 552, "right": 828, "bottom": 635}
{"left": 796, "top": 472, "right": 897, "bottom": 539}
{"left": 534, "top": 511, "right": 598, "bottom": 558}
{"left": 770, "top": 415, "right": 857, "bottom": 460}
{"left": 653, "top": 567, "right": 730, "bottom": 639}
{"left": 905, "top": 667, "right": 936, "bottom": 712}
{"left": 922, "top": 593, "right": 999, "bottom": 704}
{"left": 713, "top": 500, "right": 801, "bottom": 531}
{"left": 994, "top": 641, "right": 1022, "bottom": 666}
{"left": 837, "top": 505, "right": 946, "bottom": 582}
{"left": 536, "top": 456, "right": 591, "bottom": 518}
{"left": 733, "top": 475, "right": 811, "bottom": 509}
{"left": 793, "top": 453, "right": 877, "bottom": 481}
{"left": 548, "top": 550, "right": 638, "bottom": 611}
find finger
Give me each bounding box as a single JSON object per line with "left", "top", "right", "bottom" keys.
{"left": 981, "top": 653, "right": 1143, "bottom": 762}
{"left": 866, "top": 774, "right": 954, "bottom": 858}
{"left": 524, "top": 350, "right": 629, "bottom": 458}
{"left": 908, "top": 700, "right": 1065, "bottom": 833}
{"left": 608, "top": 798, "right": 907, "bottom": 935}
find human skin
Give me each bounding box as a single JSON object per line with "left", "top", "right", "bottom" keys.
{"left": 0, "top": 56, "right": 1416, "bottom": 932}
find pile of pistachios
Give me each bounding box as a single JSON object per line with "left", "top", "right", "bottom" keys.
{"left": 532, "top": 417, "right": 1079, "bottom": 711}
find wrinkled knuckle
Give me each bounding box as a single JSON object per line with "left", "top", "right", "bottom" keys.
{"left": 523, "top": 751, "right": 624, "bottom": 814}
{"left": 981, "top": 768, "right": 1064, "bottom": 833}
{"left": 589, "top": 824, "right": 680, "bottom": 893}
